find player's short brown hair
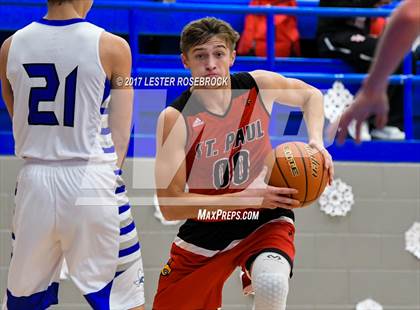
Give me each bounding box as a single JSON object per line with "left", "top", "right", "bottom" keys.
{"left": 180, "top": 17, "right": 240, "bottom": 54}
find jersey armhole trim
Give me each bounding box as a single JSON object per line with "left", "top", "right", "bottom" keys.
{"left": 183, "top": 113, "right": 190, "bottom": 152}
{"left": 96, "top": 30, "right": 108, "bottom": 81}
{"left": 245, "top": 72, "right": 271, "bottom": 117}
{"left": 5, "top": 34, "right": 17, "bottom": 83}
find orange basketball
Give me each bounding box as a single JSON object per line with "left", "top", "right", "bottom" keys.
{"left": 265, "top": 142, "right": 329, "bottom": 207}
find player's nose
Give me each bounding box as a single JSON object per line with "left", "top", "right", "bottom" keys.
{"left": 206, "top": 56, "right": 217, "bottom": 71}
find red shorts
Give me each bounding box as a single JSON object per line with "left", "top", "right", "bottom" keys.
{"left": 152, "top": 220, "right": 295, "bottom": 310}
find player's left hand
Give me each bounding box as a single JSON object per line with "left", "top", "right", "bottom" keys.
{"left": 308, "top": 141, "right": 334, "bottom": 186}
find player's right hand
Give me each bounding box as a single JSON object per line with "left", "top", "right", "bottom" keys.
{"left": 244, "top": 166, "right": 301, "bottom": 209}
{"left": 333, "top": 87, "right": 389, "bottom": 144}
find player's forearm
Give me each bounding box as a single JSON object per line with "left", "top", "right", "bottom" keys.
{"left": 109, "top": 124, "right": 130, "bottom": 167}
{"left": 158, "top": 190, "right": 261, "bottom": 221}
{"left": 108, "top": 88, "right": 133, "bottom": 168}
{"left": 113, "top": 142, "right": 129, "bottom": 168}
{"left": 302, "top": 89, "right": 325, "bottom": 146}
{"left": 364, "top": 0, "right": 420, "bottom": 92}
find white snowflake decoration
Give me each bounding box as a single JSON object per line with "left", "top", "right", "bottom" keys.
{"left": 356, "top": 298, "right": 383, "bottom": 310}
{"left": 153, "top": 194, "right": 182, "bottom": 226}
{"left": 405, "top": 222, "right": 420, "bottom": 259}
{"left": 324, "top": 81, "right": 353, "bottom": 123}
{"left": 319, "top": 178, "right": 354, "bottom": 216}
{"left": 324, "top": 81, "right": 371, "bottom": 141}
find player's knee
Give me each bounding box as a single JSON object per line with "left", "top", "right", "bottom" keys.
{"left": 251, "top": 251, "right": 291, "bottom": 310}
{"left": 253, "top": 271, "right": 289, "bottom": 308}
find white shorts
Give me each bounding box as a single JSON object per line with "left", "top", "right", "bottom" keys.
{"left": 3, "top": 160, "right": 144, "bottom": 310}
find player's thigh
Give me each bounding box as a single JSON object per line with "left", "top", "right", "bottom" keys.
{"left": 7, "top": 164, "right": 63, "bottom": 306}
{"left": 60, "top": 163, "right": 144, "bottom": 309}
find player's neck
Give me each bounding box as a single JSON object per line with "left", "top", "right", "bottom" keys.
{"left": 45, "top": 4, "right": 84, "bottom": 20}
{"left": 194, "top": 86, "right": 232, "bottom": 116}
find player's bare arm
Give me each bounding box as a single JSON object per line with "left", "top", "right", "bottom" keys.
{"left": 336, "top": 0, "right": 420, "bottom": 144}
{"left": 99, "top": 32, "right": 133, "bottom": 168}
{"left": 363, "top": 0, "right": 420, "bottom": 93}
{"left": 251, "top": 70, "right": 334, "bottom": 184}
{"left": 155, "top": 107, "right": 300, "bottom": 221}
{"left": 0, "top": 36, "right": 13, "bottom": 118}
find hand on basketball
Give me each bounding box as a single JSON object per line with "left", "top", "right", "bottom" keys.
{"left": 308, "top": 141, "right": 334, "bottom": 186}
{"left": 335, "top": 87, "right": 389, "bottom": 144}
{"left": 246, "top": 166, "right": 301, "bottom": 209}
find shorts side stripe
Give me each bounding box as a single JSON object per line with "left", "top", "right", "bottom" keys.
{"left": 119, "top": 242, "right": 140, "bottom": 258}
{"left": 115, "top": 185, "right": 126, "bottom": 194}
{"left": 120, "top": 216, "right": 133, "bottom": 229}
{"left": 120, "top": 235, "right": 139, "bottom": 251}
{"left": 118, "top": 204, "right": 130, "bottom": 214}
{"left": 120, "top": 222, "right": 135, "bottom": 236}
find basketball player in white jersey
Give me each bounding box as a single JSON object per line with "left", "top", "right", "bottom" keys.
{"left": 0, "top": 0, "right": 144, "bottom": 309}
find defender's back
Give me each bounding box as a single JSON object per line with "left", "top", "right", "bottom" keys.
{"left": 7, "top": 19, "right": 116, "bottom": 163}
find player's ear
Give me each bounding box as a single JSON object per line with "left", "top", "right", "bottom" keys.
{"left": 229, "top": 49, "right": 236, "bottom": 67}
{"left": 181, "top": 53, "right": 190, "bottom": 69}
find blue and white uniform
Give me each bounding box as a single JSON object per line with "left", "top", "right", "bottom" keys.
{"left": 3, "top": 18, "right": 144, "bottom": 310}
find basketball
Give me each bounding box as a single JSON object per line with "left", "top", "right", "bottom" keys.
{"left": 265, "top": 142, "right": 329, "bottom": 207}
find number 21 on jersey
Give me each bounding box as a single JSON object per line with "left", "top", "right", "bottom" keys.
{"left": 23, "top": 63, "right": 78, "bottom": 127}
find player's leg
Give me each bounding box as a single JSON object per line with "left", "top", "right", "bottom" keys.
{"left": 238, "top": 220, "right": 295, "bottom": 310}
{"left": 3, "top": 163, "right": 63, "bottom": 309}
{"left": 153, "top": 242, "right": 235, "bottom": 310}
{"left": 250, "top": 251, "right": 291, "bottom": 310}
{"left": 58, "top": 163, "right": 144, "bottom": 310}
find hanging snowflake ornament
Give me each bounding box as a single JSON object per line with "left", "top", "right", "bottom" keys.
{"left": 324, "top": 81, "right": 353, "bottom": 122}
{"left": 319, "top": 178, "right": 354, "bottom": 216}
{"left": 405, "top": 222, "right": 420, "bottom": 259}
{"left": 153, "top": 193, "right": 182, "bottom": 226}
{"left": 323, "top": 81, "right": 371, "bottom": 141}
{"left": 356, "top": 298, "right": 383, "bottom": 310}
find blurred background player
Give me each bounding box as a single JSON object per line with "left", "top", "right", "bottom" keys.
{"left": 153, "top": 17, "right": 333, "bottom": 310}
{"left": 335, "top": 0, "right": 420, "bottom": 143}
{"left": 317, "top": 0, "right": 405, "bottom": 140}
{"left": 0, "top": 0, "right": 144, "bottom": 309}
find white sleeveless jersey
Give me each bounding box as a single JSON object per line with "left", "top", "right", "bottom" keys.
{"left": 7, "top": 19, "right": 117, "bottom": 163}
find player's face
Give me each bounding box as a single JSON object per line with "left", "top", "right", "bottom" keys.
{"left": 182, "top": 36, "right": 236, "bottom": 88}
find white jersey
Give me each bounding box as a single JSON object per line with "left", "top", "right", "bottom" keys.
{"left": 6, "top": 19, "right": 117, "bottom": 163}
